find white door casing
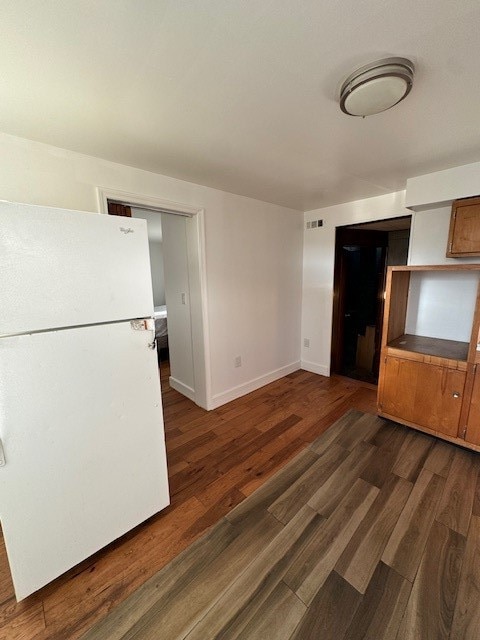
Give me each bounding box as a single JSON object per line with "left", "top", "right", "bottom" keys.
{"left": 97, "top": 188, "right": 211, "bottom": 409}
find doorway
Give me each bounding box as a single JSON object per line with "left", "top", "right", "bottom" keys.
{"left": 331, "top": 216, "right": 411, "bottom": 384}
{"left": 98, "top": 188, "right": 210, "bottom": 409}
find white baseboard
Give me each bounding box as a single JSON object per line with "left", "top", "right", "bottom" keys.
{"left": 209, "top": 361, "right": 301, "bottom": 410}
{"left": 300, "top": 360, "right": 330, "bottom": 377}
{"left": 169, "top": 376, "right": 196, "bottom": 402}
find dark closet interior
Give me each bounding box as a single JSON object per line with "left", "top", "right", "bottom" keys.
{"left": 331, "top": 217, "right": 411, "bottom": 383}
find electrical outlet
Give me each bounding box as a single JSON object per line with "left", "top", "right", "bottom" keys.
{"left": 234, "top": 356, "right": 242, "bottom": 368}
{"left": 304, "top": 338, "right": 310, "bottom": 348}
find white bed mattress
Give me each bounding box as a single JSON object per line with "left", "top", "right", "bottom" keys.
{"left": 153, "top": 305, "right": 167, "bottom": 320}
{"left": 153, "top": 305, "right": 168, "bottom": 348}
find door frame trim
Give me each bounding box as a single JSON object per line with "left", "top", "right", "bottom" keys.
{"left": 96, "top": 187, "right": 211, "bottom": 409}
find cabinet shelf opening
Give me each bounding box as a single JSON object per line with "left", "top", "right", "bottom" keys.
{"left": 387, "top": 333, "right": 469, "bottom": 363}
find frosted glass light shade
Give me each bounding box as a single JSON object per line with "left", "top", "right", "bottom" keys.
{"left": 340, "top": 58, "right": 414, "bottom": 117}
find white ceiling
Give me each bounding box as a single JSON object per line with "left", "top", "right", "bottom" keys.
{"left": 1, "top": 1, "right": 480, "bottom": 211}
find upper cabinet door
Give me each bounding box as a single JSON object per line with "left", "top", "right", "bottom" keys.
{"left": 0, "top": 201, "right": 154, "bottom": 334}
{"left": 447, "top": 196, "right": 480, "bottom": 257}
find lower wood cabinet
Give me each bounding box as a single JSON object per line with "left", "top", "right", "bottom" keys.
{"left": 378, "top": 265, "right": 480, "bottom": 452}
{"left": 379, "top": 356, "right": 466, "bottom": 438}
{"left": 466, "top": 367, "right": 480, "bottom": 446}
{"left": 378, "top": 264, "right": 480, "bottom": 453}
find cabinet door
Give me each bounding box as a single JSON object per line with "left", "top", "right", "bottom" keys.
{"left": 447, "top": 197, "right": 480, "bottom": 256}
{"left": 466, "top": 369, "right": 480, "bottom": 445}
{"left": 379, "top": 356, "right": 465, "bottom": 437}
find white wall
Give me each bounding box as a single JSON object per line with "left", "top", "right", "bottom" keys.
{"left": 409, "top": 205, "right": 480, "bottom": 266}
{"left": 0, "top": 131, "right": 303, "bottom": 406}
{"left": 148, "top": 239, "right": 165, "bottom": 307}
{"left": 405, "top": 271, "right": 478, "bottom": 342}
{"left": 161, "top": 213, "right": 195, "bottom": 397}
{"left": 404, "top": 203, "right": 480, "bottom": 345}
{"left": 301, "top": 191, "right": 409, "bottom": 375}
{"left": 131, "top": 208, "right": 165, "bottom": 307}
{"left": 208, "top": 199, "right": 304, "bottom": 405}
{"left": 302, "top": 168, "right": 480, "bottom": 376}
{"left": 406, "top": 161, "right": 480, "bottom": 210}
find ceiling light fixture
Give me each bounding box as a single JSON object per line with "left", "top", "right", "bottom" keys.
{"left": 340, "top": 57, "right": 414, "bottom": 117}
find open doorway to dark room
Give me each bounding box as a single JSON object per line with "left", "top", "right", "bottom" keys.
{"left": 331, "top": 216, "right": 412, "bottom": 384}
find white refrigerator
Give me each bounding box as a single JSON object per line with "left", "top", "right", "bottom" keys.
{"left": 0, "top": 201, "right": 170, "bottom": 601}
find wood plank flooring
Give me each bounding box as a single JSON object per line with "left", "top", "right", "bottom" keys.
{"left": 5, "top": 363, "right": 480, "bottom": 639}
{"left": 0, "top": 364, "right": 377, "bottom": 640}
{"left": 80, "top": 408, "right": 480, "bottom": 640}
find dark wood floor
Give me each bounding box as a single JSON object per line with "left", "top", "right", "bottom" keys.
{"left": 79, "top": 409, "right": 480, "bottom": 639}
{"left": 0, "top": 364, "right": 377, "bottom": 639}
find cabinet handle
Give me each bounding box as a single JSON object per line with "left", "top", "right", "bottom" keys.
{"left": 452, "top": 392, "right": 461, "bottom": 398}
{"left": 0, "top": 438, "right": 5, "bottom": 467}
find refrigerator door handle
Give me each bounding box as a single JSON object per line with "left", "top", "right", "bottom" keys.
{"left": 144, "top": 318, "right": 156, "bottom": 349}
{"left": 130, "top": 319, "right": 156, "bottom": 349}
{"left": 0, "top": 438, "right": 5, "bottom": 467}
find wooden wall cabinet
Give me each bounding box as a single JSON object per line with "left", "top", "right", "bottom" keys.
{"left": 377, "top": 265, "right": 480, "bottom": 452}
{"left": 447, "top": 196, "right": 480, "bottom": 257}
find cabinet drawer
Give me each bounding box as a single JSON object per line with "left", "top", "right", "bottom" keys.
{"left": 379, "top": 356, "right": 466, "bottom": 437}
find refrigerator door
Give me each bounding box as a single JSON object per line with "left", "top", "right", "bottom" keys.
{"left": 0, "top": 320, "right": 169, "bottom": 600}
{"left": 0, "top": 201, "right": 154, "bottom": 335}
